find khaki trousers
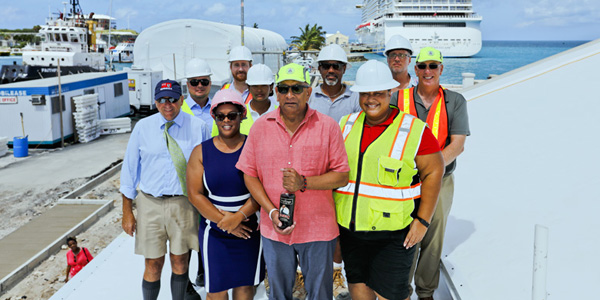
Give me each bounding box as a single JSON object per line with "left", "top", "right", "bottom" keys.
{"left": 408, "top": 174, "right": 454, "bottom": 298}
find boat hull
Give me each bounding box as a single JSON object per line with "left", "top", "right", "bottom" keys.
{"left": 0, "top": 64, "right": 103, "bottom": 84}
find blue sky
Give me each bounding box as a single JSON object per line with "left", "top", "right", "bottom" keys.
{"left": 1, "top": 0, "right": 598, "bottom": 41}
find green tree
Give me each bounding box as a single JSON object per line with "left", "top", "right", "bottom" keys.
{"left": 290, "top": 24, "right": 326, "bottom": 51}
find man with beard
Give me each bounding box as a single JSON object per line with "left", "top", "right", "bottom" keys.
{"left": 222, "top": 45, "right": 253, "bottom": 105}
{"left": 385, "top": 35, "right": 418, "bottom": 104}
{"left": 308, "top": 44, "right": 360, "bottom": 123}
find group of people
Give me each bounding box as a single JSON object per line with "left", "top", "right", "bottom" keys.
{"left": 118, "top": 34, "right": 469, "bottom": 300}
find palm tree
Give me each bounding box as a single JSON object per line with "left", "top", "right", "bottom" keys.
{"left": 290, "top": 24, "right": 326, "bottom": 51}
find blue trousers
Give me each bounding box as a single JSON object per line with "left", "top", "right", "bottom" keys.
{"left": 262, "top": 236, "right": 336, "bottom": 300}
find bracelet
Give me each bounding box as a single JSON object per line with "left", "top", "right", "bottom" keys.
{"left": 415, "top": 216, "right": 430, "bottom": 228}
{"left": 269, "top": 208, "right": 278, "bottom": 221}
{"left": 238, "top": 210, "right": 248, "bottom": 219}
{"left": 300, "top": 175, "right": 307, "bottom": 192}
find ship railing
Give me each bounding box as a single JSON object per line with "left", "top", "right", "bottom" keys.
{"left": 398, "top": 0, "right": 474, "bottom": 4}
{"left": 393, "top": 7, "right": 474, "bottom": 12}
{"left": 386, "top": 14, "right": 481, "bottom": 20}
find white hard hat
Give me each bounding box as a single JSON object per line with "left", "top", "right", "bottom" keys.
{"left": 384, "top": 35, "right": 413, "bottom": 56}
{"left": 228, "top": 46, "right": 253, "bottom": 62}
{"left": 185, "top": 58, "right": 212, "bottom": 78}
{"left": 246, "top": 64, "right": 274, "bottom": 86}
{"left": 350, "top": 60, "right": 399, "bottom": 93}
{"left": 317, "top": 44, "right": 348, "bottom": 63}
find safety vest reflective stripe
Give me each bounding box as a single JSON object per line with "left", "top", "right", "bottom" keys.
{"left": 389, "top": 113, "right": 418, "bottom": 161}
{"left": 244, "top": 93, "right": 253, "bottom": 105}
{"left": 400, "top": 87, "right": 448, "bottom": 149}
{"left": 431, "top": 98, "right": 442, "bottom": 140}
{"left": 337, "top": 181, "right": 421, "bottom": 201}
{"left": 403, "top": 89, "right": 412, "bottom": 114}
{"left": 341, "top": 112, "right": 361, "bottom": 141}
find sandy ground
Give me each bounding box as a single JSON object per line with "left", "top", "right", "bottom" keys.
{"left": 1, "top": 173, "right": 125, "bottom": 300}
{"left": 0, "top": 176, "right": 88, "bottom": 240}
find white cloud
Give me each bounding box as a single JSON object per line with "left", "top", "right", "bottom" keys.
{"left": 205, "top": 3, "right": 227, "bottom": 16}
{"left": 115, "top": 8, "right": 138, "bottom": 20}
{"left": 522, "top": 0, "right": 600, "bottom": 26}
{"left": 515, "top": 21, "right": 535, "bottom": 28}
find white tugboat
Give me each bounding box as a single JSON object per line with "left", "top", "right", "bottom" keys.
{"left": 1, "top": 0, "right": 106, "bottom": 84}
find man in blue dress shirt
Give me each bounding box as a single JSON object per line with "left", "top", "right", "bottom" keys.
{"left": 181, "top": 58, "right": 214, "bottom": 126}
{"left": 120, "top": 79, "right": 210, "bottom": 300}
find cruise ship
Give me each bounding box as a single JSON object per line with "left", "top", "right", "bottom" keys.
{"left": 355, "top": 0, "right": 483, "bottom": 57}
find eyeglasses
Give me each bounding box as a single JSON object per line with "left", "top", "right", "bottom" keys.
{"left": 388, "top": 53, "right": 410, "bottom": 60}
{"left": 214, "top": 111, "right": 242, "bottom": 122}
{"left": 156, "top": 97, "right": 179, "bottom": 104}
{"left": 416, "top": 63, "right": 440, "bottom": 70}
{"left": 277, "top": 84, "right": 309, "bottom": 95}
{"left": 189, "top": 78, "right": 210, "bottom": 87}
{"left": 319, "top": 62, "right": 344, "bottom": 70}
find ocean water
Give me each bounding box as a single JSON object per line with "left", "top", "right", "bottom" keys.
{"left": 0, "top": 41, "right": 589, "bottom": 85}
{"left": 344, "top": 40, "right": 589, "bottom": 84}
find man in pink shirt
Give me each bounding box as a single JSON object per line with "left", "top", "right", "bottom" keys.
{"left": 236, "top": 63, "right": 349, "bottom": 300}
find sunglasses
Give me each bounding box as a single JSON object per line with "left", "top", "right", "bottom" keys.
{"left": 319, "top": 62, "right": 344, "bottom": 70}
{"left": 416, "top": 63, "right": 440, "bottom": 70}
{"left": 156, "top": 97, "right": 179, "bottom": 104}
{"left": 277, "top": 84, "right": 309, "bottom": 95}
{"left": 388, "top": 53, "right": 410, "bottom": 60}
{"left": 214, "top": 111, "right": 242, "bottom": 122}
{"left": 189, "top": 78, "right": 210, "bottom": 87}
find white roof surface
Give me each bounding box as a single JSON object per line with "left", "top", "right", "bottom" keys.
{"left": 49, "top": 232, "right": 451, "bottom": 299}
{"left": 92, "top": 14, "right": 115, "bottom": 20}
{"left": 443, "top": 38, "right": 600, "bottom": 299}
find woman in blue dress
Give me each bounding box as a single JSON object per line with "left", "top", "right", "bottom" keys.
{"left": 187, "top": 89, "right": 264, "bottom": 300}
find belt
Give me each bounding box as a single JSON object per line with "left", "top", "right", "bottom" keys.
{"left": 141, "top": 191, "right": 184, "bottom": 198}
{"left": 160, "top": 194, "right": 184, "bottom": 198}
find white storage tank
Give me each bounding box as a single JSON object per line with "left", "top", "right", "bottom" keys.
{"left": 133, "top": 19, "right": 288, "bottom": 86}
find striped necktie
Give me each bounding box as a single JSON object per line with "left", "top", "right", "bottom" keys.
{"left": 164, "top": 121, "right": 187, "bottom": 196}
